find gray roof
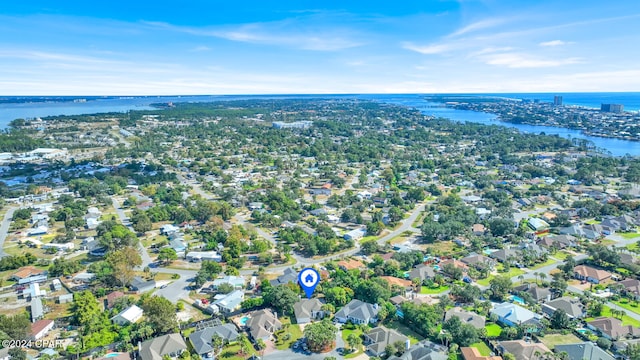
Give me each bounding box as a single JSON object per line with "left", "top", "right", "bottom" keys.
{"left": 246, "top": 309, "right": 282, "bottom": 340}
{"left": 513, "top": 283, "right": 551, "bottom": 301}
{"left": 270, "top": 268, "right": 297, "bottom": 286}
{"left": 488, "top": 248, "right": 519, "bottom": 262}
{"left": 335, "top": 299, "right": 379, "bottom": 323}
{"left": 554, "top": 342, "right": 614, "bottom": 360}
{"left": 189, "top": 324, "right": 239, "bottom": 355}
{"left": 293, "top": 298, "right": 323, "bottom": 321}
{"left": 498, "top": 340, "right": 551, "bottom": 360}
{"left": 388, "top": 340, "right": 448, "bottom": 360}
{"left": 365, "top": 327, "right": 409, "bottom": 356}
{"left": 140, "top": 333, "right": 187, "bottom": 360}
{"left": 444, "top": 307, "right": 486, "bottom": 329}
{"left": 30, "top": 297, "right": 43, "bottom": 322}
{"left": 542, "top": 297, "right": 584, "bottom": 318}
{"left": 409, "top": 264, "right": 435, "bottom": 281}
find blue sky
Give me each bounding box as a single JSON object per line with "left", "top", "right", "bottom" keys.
{"left": 1, "top": 0, "right": 639, "bottom": 95}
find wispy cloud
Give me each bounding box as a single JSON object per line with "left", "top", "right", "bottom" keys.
{"left": 144, "top": 21, "right": 363, "bottom": 51}
{"left": 449, "top": 17, "right": 510, "bottom": 37}
{"left": 539, "top": 40, "right": 567, "bottom": 47}
{"left": 401, "top": 42, "right": 453, "bottom": 55}
{"left": 482, "top": 52, "right": 582, "bottom": 68}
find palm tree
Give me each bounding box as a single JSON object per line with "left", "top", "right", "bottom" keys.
{"left": 533, "top": 272, "right": 539, "bottom": 285}
{"left": 211, "top": 334, "right": 224, "bottom": 358}
{"left": 518, "top": 275, "right": 525, "bottom": 285}
{"left": 238, "top": 334, "right": 249, "bottom": 359}
{"left": 437, "top": 331, "right": 452, "bottom": 348}
{"left": 539, "top": 273, "right": 547, "bottom": 284}
{"left": 256, "top": 339, "right": 266, "bottom": 359}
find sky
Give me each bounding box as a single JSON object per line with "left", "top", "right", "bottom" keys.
{"left": 0, "top": 0, "right": 639, "bottom": 95}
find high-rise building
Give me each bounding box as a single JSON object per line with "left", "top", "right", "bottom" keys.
{"left": 601, "top": 104, "right": 624, "bottom": 113}
{"left": 553, "top": 96, "right": 563, "bottom": 106}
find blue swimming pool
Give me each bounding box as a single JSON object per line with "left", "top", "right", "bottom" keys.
{"left": 104, "top": 354, "right": 122, "bottom": 358}
{"left": 509, "top": 295, "right": 525, "bottom": 304}
{"left": 240, "top": 316, "right": 250, "bottom": 326}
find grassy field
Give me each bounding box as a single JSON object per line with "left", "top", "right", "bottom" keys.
{"left": 584, "top": 219, "right": 601, "bottom": 225}
{"left": 620, "top": 232, "right": 640, "bottom": 240}
{"left": 611, "top": 299, "right": 640, "bottom": 315}
{"left": 342, "top": 327, "right": 364, "bottom": 359}
{"left": 420, "top": 285, "right": 449, "bottom": 294}
{"left": 386, "top": 320, "right": 424, "bottom": 345}
{"left": 539, "top": 333, "right": 583, "bottom": 349}
{"left": 530, "top": 258, "right": 557, "bottom": 270}
{"left": 585, "top": 305, "right": 640, "bottom": 327}
{"left": 275, "top": 323, "right": 303, "bottom": 350}
{"left": 551, "top": 251, "right": 571, "bottom": 261}
{"left": 220, "top": 337, "right": 257, "bottom": 360}
{"left": 469, "top": 341, "right": 491, "bottom": 356}
{"left": 485, "top": 323, "right": 502, "bottom": 338}
{"left": 476, "top": 267, "right": 525, "bottom": 286}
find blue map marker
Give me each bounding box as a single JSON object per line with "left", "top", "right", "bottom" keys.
{"left": 298, "top": 268, "right": 320, "bottom": 299}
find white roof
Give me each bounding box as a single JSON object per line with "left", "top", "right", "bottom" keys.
{"left": 115, "top": 305, "right": 144, "bottom": 322}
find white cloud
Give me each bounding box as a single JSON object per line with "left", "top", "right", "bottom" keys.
{"left": 402, "top": 42, "right": 452, "bottom": 55}
{"left": 539, "top": 40, "right": 567, "bottom": 47}
{"left": 449, "top": 18, "right": 509, "bottom": 37}
{"left": 482, "top": 52, "right": 582, "bottom": 68}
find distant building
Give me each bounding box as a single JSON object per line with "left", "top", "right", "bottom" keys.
{"left": 553, "top": 95, "right": 563, "bottom": 106}
{"left": 272, "top": 121, "right": 313, "bottom": 129}
{"left": 601, "top": 103, "right": 624, "bottom": 113}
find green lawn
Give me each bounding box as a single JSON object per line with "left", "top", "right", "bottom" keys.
{"left": 386, "top": 320, "right": 424, "bottom": 345}
{"left": 530, "top": 258, "right": 557, "bottom": 270}
{"left": 476, "top": 267, "right": 524, "bottom": 286}
{"left": 220, "top": 338, "right": 256, "bottom": 360}
{"left": 611, "top": 299, "right": 640, "bottom": 316}
{"left": 585, "top": 305, "right": 640, "bottom": 327}
{"left": 584, "top": 219, "right": 601, "bottom": 225}
{"left": 551, "top": 251, "right": 571, "bottom": 261}
{"left": 469, "top": 341, "right": 491, "bottom": 356}
{"left": 620, "top": 232, "right": 640, "bottom": 240}
{"left": 341, "top": 327, "right": 364, "bottom": 359}
{"left": 275, "top": 324, "right": 303, "bottom": 350}
{"left": 420, "top": 285, "right": 449, "bottom": 294}
{"left": 484, "top": 323, "right": 502, "bottom": 338}
{"left": 539, "top": 333, "right": 583, "bottom": 349}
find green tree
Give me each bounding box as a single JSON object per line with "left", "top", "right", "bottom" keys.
{"left": 304, "top": 320, "right": 338, "bottom": 352}
{"left": 263, "top": 285, "right": 298, "bottom": 315}
{"left": 550, "top": 309, "right": 570, "bottom": 329}
{"left": 346, "top": 333, "right": 362, "bottom": 352}
{"left": 107, "top": 246, "right": 142, "bottom": 287}
{"left": 141, "top": 296, "right": 178, "bottom": 335}
{"left": 489, "top": 275, "right": 513, "bottom": 301}
{"left": 72, "top": 291, "right": 104, "bottom": 333}
{"left": 157, "top": 248, "right": 178, "bottom": 265}
{"left": 0, "top": 313, "right": 31, "bottom": 339}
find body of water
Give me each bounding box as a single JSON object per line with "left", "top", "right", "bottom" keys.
{"left": 2, "top": 93, "right": 640, "bottom": 156}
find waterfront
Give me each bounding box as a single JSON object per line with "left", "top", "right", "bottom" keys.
{"left": 3, "top": 93, "right": 640, "bottom": 156}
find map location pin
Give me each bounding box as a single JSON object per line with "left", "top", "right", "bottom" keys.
{"left": 298, "top": 268, "right": 320, "bottom": 299}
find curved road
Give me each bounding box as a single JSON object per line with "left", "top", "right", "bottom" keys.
{"left": 0, "top": 207, "right": 18, "bottom": 258}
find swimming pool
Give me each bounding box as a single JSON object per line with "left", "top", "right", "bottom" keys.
{"left": 509, "top": 295, "right": 525, "bottom": 304}
{"left": 240, "top": 316, "right": 250, "bottom": 326}
{"left": 104, "top": 353, "right": 122, "bottom": 358}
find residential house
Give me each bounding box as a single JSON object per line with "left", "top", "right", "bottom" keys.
{"left": 111, "top": 305, "right": 144, "bottom": 326}
{"left": 270, "top": 267, "right": 298, "bottom": 286}
{"left": 490, "top": 302, "right": 542, "bottom": 328}
{"left": 130, "top": 276, "right": 156, "bottom": 293}
{"left": 364, "top": 327, "right": 409, "bottom": 357}
{"left": 186, "top": 251, "right": 222, "bottom": 262}
{"left": 248, "top": 202, "right": 264, "bottom": 210}
{"left": 334, "top": 299, "right": 380, "bottom": 325}
{"left": 537, "top": 235, "right": 577, "bottom": 250}
{"left": 58, "top": 294, "right": 73, "bottom": 304}
{"left": 245, "top": 309, "right": 282, "bottom": 341}
{"left": 587, "top": 317, "right": 640, "bottom": 340}
{"left": 387, "top": 340, "right": 448, "bottom": 360}
{"left": 554, "top": 342, "right": 614, "bottom": 360}
{"left": 380, "top": 276, "right": 413, "bottom": 292}
{"left": 472, "top": 224, "right": 486, "bottom": 236}
{"left": 160, "top": 224, "right": 180, "bottom": 235}
{"left": 389, "top": 295, "right": 407, "bottom": 308}
{"left": 497, "top": 340, "right": 551, "bottom": 360}
{"left": 541, "top": 297, "right": 585, "bottom": 319}
{"left": 528, "top": 218, "right": 550, "bottom": 232}
{"left": 461, "top": 347, "right": 502, "bottom": 360}
{"left": 619, "top": 253, "right": 638, "bottom": 268}
{"left": 30, "top": 319, "right": 54, "bottom": 340}
{"left": 189, "top": 323, "right": 239, "bottom": 357}
{"left": 461, "top": 254, "right": 496, "bottom": 270}
{"left": 409, "top": 264, "right": 436, "bottom": 282}
{"left": 438, "top": 259, "right": 469, "bottom": 273}
{"left": 337, "top": 259, "right": 365, "bottom": 271}
{"left": 104, "top": 291, "right": 125, "bottom": 309}
{"left": 518, "top": 242, "right": 547, "bottom": 257}
{"left": 211, "top": 290, "right": 244, "bottom": 314}
{"left": 212, "top": 276, "right": 245, "bottom": 290}
{"left": 513, "top": 284, "right": 551, "bottom": 302}
{"left": 344, "top": 228, "right": 367, "bottom": 241}
{"left": 574, "top": 265, "right": 612, "bottom": 284}
{"left": 169, "top": 239, "right": 187, "bottom": 253}
{"left": 73, "top": 272, "right": 96, "bottom": 284}
{"left": 559, "top": 225, "right": 601, "bottom": 240}
{"left": 619, "top": 278, "right": 640, "bottom": 300}
{"left": 488, "top": 248, "right": 520, "bottom": 264}
{"left": 293, "top": 298, "right": 324, "bottom": 324}
{"left": 51, "top": 279, "right": 62, "bottom": 291}
{"left": 11, "top": 266, "right": 46, "bottom": 281}
{"left": 444, "top": 308, "right": 486, "bottom": 329}
{"left": 139, "top": 333, "right": 187, "bottom": 360}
